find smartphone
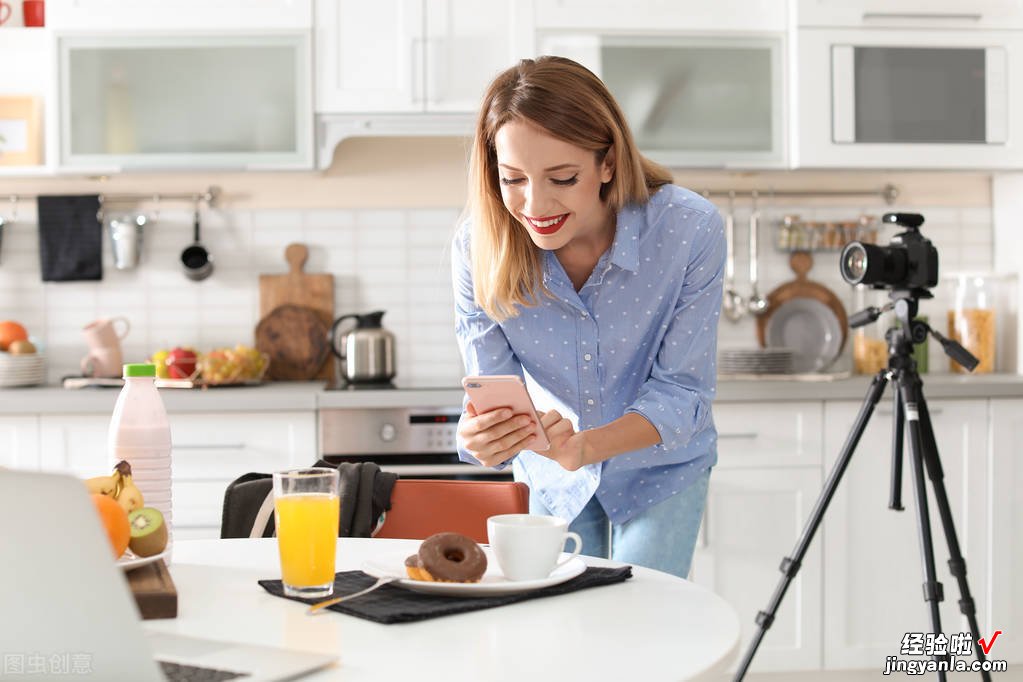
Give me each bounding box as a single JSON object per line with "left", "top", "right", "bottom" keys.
{"left": 462, "top": 375, "right": 551, "bottom": 451}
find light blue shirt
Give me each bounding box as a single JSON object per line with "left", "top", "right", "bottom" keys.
{"left": 452, "top": 184, "right": 725, "bottom": 525}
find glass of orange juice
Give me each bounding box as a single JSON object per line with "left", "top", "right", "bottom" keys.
{"left": 272, "top": 468, "right": 340, "bottom": 598}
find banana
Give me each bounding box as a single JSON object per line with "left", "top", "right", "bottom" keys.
{"left": 112, "top": 460, "right": 144, "bottom": 513}
{"left": 84, "top": 473, "right": 120, "bottom": 497}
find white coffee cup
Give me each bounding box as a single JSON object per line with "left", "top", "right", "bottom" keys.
{"left": 487, "top": 514, "right": 583, "bottom": 581}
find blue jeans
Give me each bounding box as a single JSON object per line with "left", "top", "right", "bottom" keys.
{"left": 529, "top": 467, "right": 711, "bottom": 579}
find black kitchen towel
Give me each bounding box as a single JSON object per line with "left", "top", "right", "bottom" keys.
{"left": 258, "top": 566, "right": 633, "bottom": 624}
{"left": 220, "top": 461, "right": 397, "bottom": 539}
{"left": 37, "top": 195, "right": 103, "bottom": 281}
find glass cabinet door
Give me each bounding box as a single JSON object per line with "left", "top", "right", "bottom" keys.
{"left": 541, "top": 34, "right": 785, "bottom": 168}
{"left": 59, "top": 34, "right": 312, "bottom": 170}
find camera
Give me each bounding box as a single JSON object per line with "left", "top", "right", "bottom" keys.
{"left": 840, "top": 213, "right": 938, "bottom": 291}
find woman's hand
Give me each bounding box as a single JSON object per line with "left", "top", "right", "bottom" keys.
{"left": 537, "top": 410, "right": 589, "bottom": 472}
{"left": 459, "top": 402, "right": 539, "bottom": 467}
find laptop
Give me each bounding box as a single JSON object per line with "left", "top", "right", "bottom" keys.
{"left": 0, "top": 469, "right": 337, "bottom": 681}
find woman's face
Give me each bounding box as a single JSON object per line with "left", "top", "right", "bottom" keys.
{"left": 493, "top": 119, "right": 614, "bottom": 251}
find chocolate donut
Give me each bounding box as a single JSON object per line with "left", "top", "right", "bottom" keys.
{"left": 414, "top": 532, "right": 487, "bottom": 583}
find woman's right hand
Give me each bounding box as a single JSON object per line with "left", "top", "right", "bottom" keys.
{"left": 458, "top": 401, "right": 538, "bottom": 467}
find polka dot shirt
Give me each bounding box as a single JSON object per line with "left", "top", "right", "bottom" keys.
{"left": 452, "top": 184, "right": 726, "bottom": 525}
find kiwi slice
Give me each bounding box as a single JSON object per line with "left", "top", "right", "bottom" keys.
{"left": 127, "top": 507, "right": 168, "bottom": 557}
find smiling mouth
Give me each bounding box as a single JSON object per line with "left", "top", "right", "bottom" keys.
{"left": 524, "top": 214, "right": 568, "bottom": 235}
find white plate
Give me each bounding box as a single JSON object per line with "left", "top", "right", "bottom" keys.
{"left": 361, "top": 548, "right": 587, "bottom": 597}
{"left": 117, "top": 549, "right": 169, "bottom": 572}
{"left": 765, "top": 298, "right": 844, "bottom": 373}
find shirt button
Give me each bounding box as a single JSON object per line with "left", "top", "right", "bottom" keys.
{"left": 587, "top": 399, "right": 595, "bottom": 406}
{"left": 580, "top": 313, "right": 588, "bottom": 319}
{"left": 583, "top": 353, "right": 592, "bottom": 362}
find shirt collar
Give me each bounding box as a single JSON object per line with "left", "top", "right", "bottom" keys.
{"left": 608, "top": 203, "right": 641, "bottom": 274}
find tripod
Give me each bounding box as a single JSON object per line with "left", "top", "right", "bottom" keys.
{"left": 733, "top": 290, "right": 991, "bottom": 682}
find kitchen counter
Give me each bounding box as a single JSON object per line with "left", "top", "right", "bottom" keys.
{"left": 1, "top": 374, "right": 1021, "bottom": 415}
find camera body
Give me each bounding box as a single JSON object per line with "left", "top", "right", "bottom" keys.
{"left": 840, "top": 213, "right": 938, "bottom": 291}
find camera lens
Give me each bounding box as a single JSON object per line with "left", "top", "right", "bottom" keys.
{"left": 840, "top": 241, "right": 909, "bottom": 287}
{"left": 842, "top": 243, "right": 869, "bottom": 283}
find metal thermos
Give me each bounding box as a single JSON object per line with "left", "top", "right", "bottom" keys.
{"left": 329, "top": 310, "right": 396, "bottom": 383}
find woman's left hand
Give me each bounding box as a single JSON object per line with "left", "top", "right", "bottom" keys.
{"left": 537, "top": 410, "right": 589, "bottom": 472}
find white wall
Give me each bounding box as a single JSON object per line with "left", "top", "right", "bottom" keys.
{"left": 0, "top": 138, "right": 1002, "bottom": 384}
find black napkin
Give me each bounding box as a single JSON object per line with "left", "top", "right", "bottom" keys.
{"left": 37, "top": 195, "right": 103, "bottom": 281}
{"left": 258, "top": 566, "right": 633, "bottom": 624}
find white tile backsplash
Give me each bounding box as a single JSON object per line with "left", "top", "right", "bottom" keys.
{"left": 0, "top": 202, "right": 995, "bottom": 385}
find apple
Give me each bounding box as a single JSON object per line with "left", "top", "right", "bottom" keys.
{"left": 166, "top": 347, "right": 198, "bottom": 379}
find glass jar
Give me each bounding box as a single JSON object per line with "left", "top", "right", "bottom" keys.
{"left": 852, "top": 285, "right": 890, "bottom": 374}
{"left": 776, "top": 214, "right": 800, "bottom": 251}
{"left": 947, "top": 275, "right": 997, "bottom": 373}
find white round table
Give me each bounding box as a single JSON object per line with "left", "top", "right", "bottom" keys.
{"left": 145, "top": 538, "right": 740, "bottom": 681}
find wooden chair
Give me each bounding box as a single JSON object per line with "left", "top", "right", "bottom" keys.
{"left": 374, "top": 479, "right": 529, "bottom": 543}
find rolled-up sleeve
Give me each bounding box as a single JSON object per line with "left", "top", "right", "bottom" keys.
{"left": 450, "top": 226, "right": 524, "bottom": 466}
{"left": 625, "top": 209, "right": 725, "bottom": 454}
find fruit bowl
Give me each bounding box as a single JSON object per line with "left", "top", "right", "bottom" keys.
{"left": 0, "top": 351, "right": 45, "bottom": 387}
{"left": 197, "top": 345, "right": 270, "bottom": 386}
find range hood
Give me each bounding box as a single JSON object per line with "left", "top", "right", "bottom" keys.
{"left": 316, "top": 114, "right": 474, "bottom": 170}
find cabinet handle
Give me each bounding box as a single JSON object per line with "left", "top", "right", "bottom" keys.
{"left": 718, "top": 432, "right": 758, "bottom": 440}
{"left": 863, "top": 12, "right": 981, "bottom": 21}
{"left": 174, "top": 444, "right": 246, "bottom": 450}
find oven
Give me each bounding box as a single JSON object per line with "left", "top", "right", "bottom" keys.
{"left": 318, "top": 407, "right": 513, "bottom": 481}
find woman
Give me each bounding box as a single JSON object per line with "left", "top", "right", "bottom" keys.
{"left": 452, "top": 56, "right": 725, "bottom": 579}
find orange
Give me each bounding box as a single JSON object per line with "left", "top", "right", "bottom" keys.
{"left": 0, "top": 321, "right": 28, "bottom": 351}
{"left": 91, "top": 493, "right": 130, "bottom": 559}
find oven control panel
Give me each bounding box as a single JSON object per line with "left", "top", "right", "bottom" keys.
{"left": 320, "top": 407, "right": 462, "bottom": 454}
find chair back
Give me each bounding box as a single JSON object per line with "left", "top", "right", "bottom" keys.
{"left": 374, "top": 479, "right": 529, "bottom": 543}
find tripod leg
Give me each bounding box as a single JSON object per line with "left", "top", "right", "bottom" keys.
{"left": 915, "top": 388, "right": 992, "bottom": 681}
{"left": 732, "top": 371, "right": 889, "bottom": 681}
{"left": 897, "top": 373, "right": 948, "bottom": 682}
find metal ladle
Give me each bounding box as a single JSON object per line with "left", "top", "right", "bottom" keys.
{"left": 747, "top": 191, "right": 769, "bottom": 316}
{"left": 721, "top": 191, "right": 746, "bottom": 321}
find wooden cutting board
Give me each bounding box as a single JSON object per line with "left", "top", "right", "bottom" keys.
{"left": 256, "top": 304, "right": 331, "bottom": 380}
{"left": 127, "top": 559, "right": 177, "bottom": 620}
{"left": 258, "top": 243, "right": 335, "bottom": 381}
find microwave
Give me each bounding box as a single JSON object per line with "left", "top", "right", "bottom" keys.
{"left": 797, "top": 28, "right": 1023, "bottom": 168}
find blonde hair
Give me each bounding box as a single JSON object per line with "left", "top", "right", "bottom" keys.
{"left": 468, "top": 56, "right": 673, "bottom": 321}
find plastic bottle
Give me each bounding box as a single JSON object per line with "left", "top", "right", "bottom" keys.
{"left": 108, "top": 363, "right": 173, "bottom": 558}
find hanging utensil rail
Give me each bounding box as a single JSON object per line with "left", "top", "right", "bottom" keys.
{"left": 3, "top": 185, "right": 222, "bottom": 208}
{"left": 700, "top": 183, "right": 899, "bottom": 205}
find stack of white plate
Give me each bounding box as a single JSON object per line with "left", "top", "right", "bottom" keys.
{"left": 0, "top": 353, "right": 45, "bottom": 387}
{"left": 719, "top": 347, "right": 795, "bottom": 375}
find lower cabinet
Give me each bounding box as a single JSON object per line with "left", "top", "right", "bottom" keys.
{"left": 37, "top": 411, "right": 317, "bottom": 540}
{"left": 821, "top": 399, "right": 990, "bottom": 669}
{"left": 0, "top": 416, "right": 39, "bottom": 470}
{"left": 689, "top": 467, "right": 825, "bottom": 672}
{"left": 990, "top": 399, "right": 1023, "bottom": 664}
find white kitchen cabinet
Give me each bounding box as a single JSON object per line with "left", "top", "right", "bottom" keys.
{"left": 535, "top": 0, "right": 787, "bottom": 32}
{"left": 539, "top": 32, "right": 787, "bottom": 168}
{"left": 57, "top": 33, "right": 313, "bottom": 171}
{"left": 314, "top": 0, "right": 534, "bottom": 113}
{"left": 714, "top": 401, "right": 823, "bottom": 468}
{"left": 47, "top": 0, "right": 312, "bottom": 31}
{"left": 689, "top": 467, "right": 824, "bottom": 672}
{"left": 989, "top": 399, "right": 1023, "bottom": 664}
{"left": 0, "top": 416, "right": 40, "bottom": 470}
{"left": 821, "top": 399, "right": 990, "bottom": 668}
{"left": 37, "top": 411, "right": 316, "bottom": 538}
{"left": 798, "top": 0, "right": 1023, "bottom": 29}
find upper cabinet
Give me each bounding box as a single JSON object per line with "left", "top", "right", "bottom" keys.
{"left": 539, "top": 33, "right": 787, "bottom": 169}
{"left": 314, "top": 0, "right": 535, "bottom": 113}
{"left": 57, "top": 33, "right": 313, "bottom": 171}
{"left": 47, "top": 0, "right": 312, "bottom": 31}
{"left": 798, "top": 0, "right": 1023, "bottom": 29}
{"left": 535, "top": 0, "right": 787, "bottom": 32}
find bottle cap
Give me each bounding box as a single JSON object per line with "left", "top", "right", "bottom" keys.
{"left": 123, "top": 363, "right": 156, "bottom": 378}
